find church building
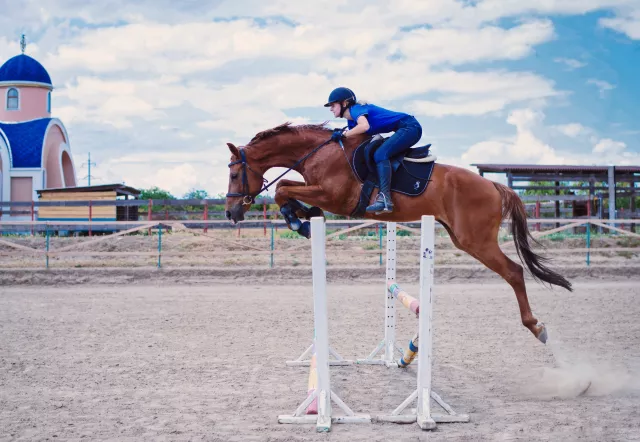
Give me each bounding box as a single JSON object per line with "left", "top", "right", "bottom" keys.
{"left": 0, "top": 36, "right": 77, "bottom": 219}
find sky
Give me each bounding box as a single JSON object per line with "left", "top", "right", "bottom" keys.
{"left": 0, "top": 0, "right": 638, "bottom": 197}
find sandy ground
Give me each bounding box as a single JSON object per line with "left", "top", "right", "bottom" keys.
{"left": 1, "top": 279, "right": 640, "bottom": 441}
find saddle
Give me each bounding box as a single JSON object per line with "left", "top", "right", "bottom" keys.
{"left": 349, "top": 135, "right": 437, "bottom": 217}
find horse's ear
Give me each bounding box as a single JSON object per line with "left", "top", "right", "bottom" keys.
{"left": 227, "top": 142, "right": 240, "bottom": 159}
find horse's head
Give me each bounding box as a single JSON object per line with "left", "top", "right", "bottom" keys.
{"left": 224, "top": 142, "right": 266, "bottom": 224}
{"left": 224, "top": 122, "right": 340, "bottom": 224}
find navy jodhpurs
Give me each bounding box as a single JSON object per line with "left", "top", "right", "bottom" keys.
{"left": 373, "top": 115, "right": 422, "bottom": 163}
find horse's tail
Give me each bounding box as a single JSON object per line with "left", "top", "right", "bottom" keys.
{"left": 493, "top": 182, "right": 573, "bottom": 292}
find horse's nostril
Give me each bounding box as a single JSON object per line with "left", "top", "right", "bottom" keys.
{"left": 225, "top": 211, "right": 231, "bottom": 219}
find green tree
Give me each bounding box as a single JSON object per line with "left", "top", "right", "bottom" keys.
{"left": 139, "top": 186, "right": 176, "bottom": 214}
{"left": 139, "top": 186, "right": 176, "bottom": 200}
{"left": 183, "top": 188, "right": 209, "bottom": 200}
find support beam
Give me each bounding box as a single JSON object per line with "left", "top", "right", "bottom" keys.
{"left": 609, "top": 166, "right": 616, "bottom": 224}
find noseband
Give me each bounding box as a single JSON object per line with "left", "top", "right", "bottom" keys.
{"left": 226, "top": 148, "right": 266, "bottom": 205}
{"left": 226, "top": 137, "right": 336, "bottom": 205}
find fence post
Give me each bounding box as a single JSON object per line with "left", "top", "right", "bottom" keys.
{"left": 270, "top": 222, "right": 275, "bottom": 268}
{"left": 89, "top": 200, "right": 93, "bottom": 237}
{"left": 31, "top": 201, "right": 34, "bottom": 236}
{"left": 158, "top": 225, "right": 162, "bottom": 268}
{"left": 263, "top": 201, "right": 267, "bottom": 237}
{"left": 586, "top": 221, "right": 591, "bottom": 266}
{"left": 45, "top": 228, "right": 50, "bottom": 269}
{"left": 148, "top": 199, "right": 153, "bottom": 236}
{"left": 204, "top": 202, "right": 208, "bottom": 234}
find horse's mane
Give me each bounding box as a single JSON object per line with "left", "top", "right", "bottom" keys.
{"left": 248, "top": 121, "right": 331, "bottom": 144}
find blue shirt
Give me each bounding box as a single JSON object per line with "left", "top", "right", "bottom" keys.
{"left": 347, "top": 104, "right": 410, "bottom": 134}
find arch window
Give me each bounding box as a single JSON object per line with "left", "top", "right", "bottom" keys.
{"left": 6, "top": 88, "right": 19, "bottom": 110}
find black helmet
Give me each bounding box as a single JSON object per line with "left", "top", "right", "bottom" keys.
{"left": 324, "top": 87, "right": 356, "bottom": 107}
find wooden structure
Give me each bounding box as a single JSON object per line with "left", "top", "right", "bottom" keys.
{"left": 472, "top": 164, "right": 639, "bottom": 224}
{"left": 36, "top": 184, "right": 141, "bottom": 221}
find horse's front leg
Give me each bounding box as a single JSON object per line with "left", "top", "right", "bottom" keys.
{"left": 275, "top": 183, "right": 329, "bottom": 239}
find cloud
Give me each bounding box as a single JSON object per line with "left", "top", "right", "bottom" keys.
{"left": 461, "top": 108, "right": 566, "bottom": 165}
{"left": 460, "top": 109, "right": 638, "bottom": 169}
{"left": 599, "top": 8, "right": 640, "bottom": 39}
{"left": 407, "top": 70, "right": 560, "bottom": 117}
{"left": 593, "top": 138, "right": 627, "bottom": 153}
{"left": 553, "top": 123, "right": 590, "bottom": 137}
{"left": 1, "top": 0, "right": 636, "bottom": 197}
{"left": 553, "top": 57, "right": 587, "bottom": 70}
{"left": 587, "top": 79, "right": 616, "bottom": 97}
{"left": 391, "top": 20, "right": 555, "bottom": 66}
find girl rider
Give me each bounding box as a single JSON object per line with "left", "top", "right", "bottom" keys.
{"left": 324, "top": 87, "right": 422, "bottom": 214}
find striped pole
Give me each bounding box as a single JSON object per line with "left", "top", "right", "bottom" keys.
{"left": 306, "top": 342, "right": 319, "bottom": 414}
{"left": 388, "top": 282, "right": 420, "bottom": 316}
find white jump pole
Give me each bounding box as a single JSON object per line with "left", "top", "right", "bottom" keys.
{"left": 278, "top": 216, "right": 370, "bottom": 432}
{"left": 357, "top": 221, "right": 404, "bottom": 366}
{"left": 286, "top": 217, "right": 352, "bottom": 367}
{"left": 362, "top": 215, "right": 469, "bottom": 430}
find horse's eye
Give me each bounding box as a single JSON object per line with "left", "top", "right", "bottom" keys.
{"left": 231, "top": 172, "right": 238, "bottom": 180}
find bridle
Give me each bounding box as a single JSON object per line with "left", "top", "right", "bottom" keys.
{"left": 226, "top": 138, "right": 336, "bottom": 205}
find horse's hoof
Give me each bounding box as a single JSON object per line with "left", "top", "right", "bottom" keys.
{"left": 578, "top": 381, "right": 592, "bottom": 396}
{"left": 536, "top": 323, "right": 548, "bottom": 344}
{"left": 298, "top": 221, "right": 311, "bottom": 239}
{"left": 307, "top": 206, "right": 324, "bottom": 219}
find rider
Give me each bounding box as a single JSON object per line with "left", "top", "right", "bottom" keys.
{"left": 324, "top": 87, "right": 422, "bottom": 214}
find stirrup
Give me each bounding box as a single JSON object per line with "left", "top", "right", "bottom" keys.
{"left": 366, "top": 193, "right": 393, "bottom": 214}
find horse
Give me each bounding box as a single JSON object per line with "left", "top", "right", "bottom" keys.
{"left": 224, "top": 122, "right": 572, "bottom": 344}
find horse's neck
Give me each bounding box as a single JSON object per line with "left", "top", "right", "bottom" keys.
{"left": 249, "top": 130, "right": 365, "bottom": 174}
{"left": 249, "top": 132, "right": 327, "bottom": 171}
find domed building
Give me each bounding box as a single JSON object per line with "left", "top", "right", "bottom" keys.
{"left": 0, "top": 36, "right": 77, "bottom": 219}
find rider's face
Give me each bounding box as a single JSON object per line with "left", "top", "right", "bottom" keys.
{"left": 329, "top": 102, "right": 342, "bottom": 118}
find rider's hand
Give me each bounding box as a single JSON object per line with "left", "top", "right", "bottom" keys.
{"left": 330, "top": 129, "right": 344, "bottom": 142}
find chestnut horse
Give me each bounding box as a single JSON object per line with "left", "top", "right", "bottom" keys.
{"left": 224, "top": 122, "right": 572, "bottom": 343}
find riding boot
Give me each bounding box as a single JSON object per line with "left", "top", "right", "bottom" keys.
{"left": 366, "top": 160, "right": 394, "bottom": 214}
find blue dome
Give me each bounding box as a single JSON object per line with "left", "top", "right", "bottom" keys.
{"left": 0, "top": 54, "right": 52, "bottom": 87}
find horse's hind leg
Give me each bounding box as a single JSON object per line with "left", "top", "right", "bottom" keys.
{"left": 445, "top": 221, "right": 547, "bottom": 343}
{"left": 471, "top": 241, "right": 547, "bottom": 343}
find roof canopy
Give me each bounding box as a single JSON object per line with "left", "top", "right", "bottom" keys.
{"left": 0, "top": 54, "right": 52, "bottom": 88}
{"left": 37, "top": 184, "right": 141, "bottom": 198}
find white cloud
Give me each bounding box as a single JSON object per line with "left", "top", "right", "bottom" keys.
{"left": 460, "top": 109, "right": 639, "bottom": 169}
{"left": 599, "top": 8, "right": 640, "bottom": 39}
{"left": 553, "top": 123, "right": 590, "bottom": 137}
{"left": 0, "top": 0, "right": 636, "bottom": 197}
{"left": 461, "top": 108, "right": 567, "bottom": 165}
{"left": 407, "top": 70, "right": 560, "bottom": 117}
{"left": 587, "top": 78, "right": 616, "bottom": 97}
{"left": 593, "top": 138, "right": 627, "bottom": 153}
{"left": 553, "top": 57, "right": 587, "bottom": 69}
{"left": 391, "top": 20, "right": 555, "bottom": 66}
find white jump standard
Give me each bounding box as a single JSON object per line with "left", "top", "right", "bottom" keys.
{"left": 278, "top": 217, "right": 371, "bottom": 432}
{"left": 358, "top": 216, "right": 470, "bottom": 430}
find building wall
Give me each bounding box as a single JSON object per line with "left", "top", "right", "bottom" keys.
{"left": 0, "top": 86, "right": 51, "bottom": 122}
{"left": 0, "top": 133, "right": 9, "bottom": 214}
{"left": 61, "top": 150, "right": 76, "bottom": 186}
{"left": 42, "top": 123, "right": 68, "bottom": 188}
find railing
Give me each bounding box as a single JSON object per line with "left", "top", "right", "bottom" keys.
{"left": 0, "top": 218, "right": 638, "bottom": 270}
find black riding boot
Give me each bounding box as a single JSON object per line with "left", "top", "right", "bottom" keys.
{"left": 366, "top": 160, "right": 394, "bottom": 214}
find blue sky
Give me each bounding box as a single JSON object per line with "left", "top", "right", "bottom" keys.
{"left": 0, "top": 0, "right": 638, "bottom": 196}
